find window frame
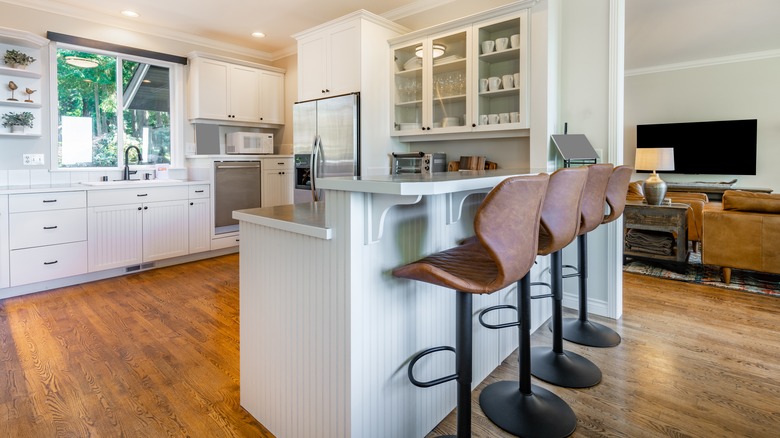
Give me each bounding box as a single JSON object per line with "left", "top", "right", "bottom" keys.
{"left": 49, "top": 42, "right": 185, "bottom": 172}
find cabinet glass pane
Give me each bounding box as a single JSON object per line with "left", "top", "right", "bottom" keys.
{"left": 393, "top": 43, "right": 423, "bottom": 133}
{"left": 430, "top": 31, "right": 467, "bottom": 130}
{"left": 476, "top": 18, "right": 523, "bottom": 127}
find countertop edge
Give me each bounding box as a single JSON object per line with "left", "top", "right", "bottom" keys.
{"left": 234, "top": 203, "right": 332, "bottom": 240}
{"left": 0, "top": 180, "right": 209, "bottom": 195}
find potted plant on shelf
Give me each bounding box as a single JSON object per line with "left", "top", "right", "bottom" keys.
{"left": 3, "top": 49, "right": 36, "bottom": 69}
{"left": 1, "top": 111, "right": 34, "bottom": 133}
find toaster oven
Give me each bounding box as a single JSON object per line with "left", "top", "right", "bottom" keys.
{"left": 392, "top": 152, "right": 447, "bottom": 175}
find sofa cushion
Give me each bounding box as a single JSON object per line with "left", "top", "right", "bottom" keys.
{"left": 722, "top": 190, "right": 780, "bottom": 214}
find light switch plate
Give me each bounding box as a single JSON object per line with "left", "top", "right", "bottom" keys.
{"left": 23, "top": 154, "right": 44, "bottom": 165}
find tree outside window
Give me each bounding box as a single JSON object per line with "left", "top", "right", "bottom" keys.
{"left": 56, "top": 48, "right": 172, "bottom": 168}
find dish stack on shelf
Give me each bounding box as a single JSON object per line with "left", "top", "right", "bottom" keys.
{"left": 403, "top": 57, "right": 422, "bottom": 71}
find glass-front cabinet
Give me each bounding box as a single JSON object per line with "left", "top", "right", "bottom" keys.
{"left": 392, "top": 29, "right": 470, "bottom": 136}
{"left": 390, "top": 9, "right": 528, "bottom": 139}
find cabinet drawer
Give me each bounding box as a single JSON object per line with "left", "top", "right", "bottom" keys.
{"left": 212, "top": 234, "right": 240, "bottom": 250}
{"left": 9, "top": 191, "right": 86, "bottom": 212}
{"left": 88, "top": 186, "right": 189, "bottom": 207}
{"left": 9, "top": 208, "right": 87, "bottom": 249}
{"left": 189, "top": 184, "right": 210, "bottom": 199}
{"left": 262, "top": 158, "right": 293, "bottom": 170}
{"left": 10, "top": 241, "right": 88, "bottom": 287}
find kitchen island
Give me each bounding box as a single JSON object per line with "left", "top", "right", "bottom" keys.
{"left": 234, "top": 169, "right": 554, "bottom": 438}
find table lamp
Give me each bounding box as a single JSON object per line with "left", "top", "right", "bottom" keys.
{"left": 635, "top": 147, "right": 675, "bottom": 205}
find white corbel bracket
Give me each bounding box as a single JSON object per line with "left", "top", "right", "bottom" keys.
{"left": 364, "top": 193, "right": 422, "bottom": 244}
{"left": 447, "top": 189, "right": 490, "bottom": 224}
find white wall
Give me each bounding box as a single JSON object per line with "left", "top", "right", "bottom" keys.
{"left": 625, "top": 56, "right": 780, "bottom": 191}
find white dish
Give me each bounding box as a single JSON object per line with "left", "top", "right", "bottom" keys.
{"left": 403, "top": 57, "right": 422, "bottom": 70}
{"left": 399, "top": 123, "right": 422, "bottom": 131}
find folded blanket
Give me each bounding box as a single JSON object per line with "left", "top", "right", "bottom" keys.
{"left": 625, "top": 229, "right": 674, "bottom": 255}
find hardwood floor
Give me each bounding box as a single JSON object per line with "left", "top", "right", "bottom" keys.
{"left": 429, "top": 272, "right": 780, "bottom": 437}
{"left": 1, "top": 256, "right": 778, "bottom": 437}
{"left": 0, "top": 254, "right": 272, "bottom": 437}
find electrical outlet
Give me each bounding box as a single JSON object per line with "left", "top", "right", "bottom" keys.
{"left": 23, "top": 154, "right": 44, "bottom": 165}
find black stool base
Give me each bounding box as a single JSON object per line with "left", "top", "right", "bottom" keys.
{"left": 530, "top": 346, "right": 601, "bottom": 388}
{"left": 561, "top": 318, "right": 621, "bottom": 347}
{"left": 480, "top": 380, "right": 576, "bottom": 438}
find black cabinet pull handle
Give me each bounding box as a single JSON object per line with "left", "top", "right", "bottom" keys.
{"left": 138, "top": 207, "right": 142, "bottom": 210}
{"left": 43, "top": 226, "right": 58, "bottom": 230}
{"left": 472, "top": 123, "right": 477, "bottom": 127}
{"left": 44, "top": 260, "right": 58, "bottom": 265}
{"left": 144, "top": 206, "right": 148, "bottom": 210}
{"left": 195, "top": 190, "right": 204, "bottom": 193}
{"left": 137, "top": 193, "right": 148, "bottom": 197}
{"left": 190, "top": 202, "right": 194, "bottom": 206}
{"left": 43, "top": 199, "right": 57, "bottom": 203}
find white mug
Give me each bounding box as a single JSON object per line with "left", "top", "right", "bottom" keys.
{"left": 488, "top": 76, "right": 501, "bottom": 91}
{"left": 481, "top": 40, "right": 495, "bottom": 54}
{"left": 510, "top": 112, "right": 520, "bottom": 123}
{"left": 496, "top": 37, "right": 509, "bottom": 51}
{"left": 513, "top": 73, "right": 520, "bottom": 88}
{"left": 479, "top": 78, "right": 489, "bottom": 93}
{"left": 499, "top": 113, "right": 510, "bottom": 124}
{"left": 479, "top": 114, "right": 488, "bottom": 125}
{"left": 502, "top": 74, "right": 514, "bottom": 89}
{"left": 488, "top": 114, "right": 499, "bottom": 124}
{"left": 510, "top": 34, "right": 520, "bottom": 49}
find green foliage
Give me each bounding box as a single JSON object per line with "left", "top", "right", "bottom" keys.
{"left": 3, "top": 49, "right": 36, "bottom": 67}
{"left": 1, "top": 111, "right": 34, "bottom": 128}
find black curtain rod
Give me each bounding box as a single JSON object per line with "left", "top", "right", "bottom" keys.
{"left": 47, "top": 31, "right": 187, "bottom": 65}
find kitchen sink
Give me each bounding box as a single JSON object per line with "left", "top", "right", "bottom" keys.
{"left": 80, "top": 179, "right": 185, "bottom": 186}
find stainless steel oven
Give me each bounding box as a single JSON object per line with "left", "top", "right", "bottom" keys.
{"left": 214, "top": 161, "right": 261, "bottom": 234}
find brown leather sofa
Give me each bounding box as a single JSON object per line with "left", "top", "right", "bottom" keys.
{"left": 627, "top": 181, "right": 708, "bottom": 251}
{"left": 702, "top": 190, "right": 780, "bottom": 283}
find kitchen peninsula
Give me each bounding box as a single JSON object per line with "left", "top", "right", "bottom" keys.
{"left": 234, "top": 169, "right": 553, "bottom": 438}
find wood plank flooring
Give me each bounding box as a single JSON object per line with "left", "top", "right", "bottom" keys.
{"left": 1, "top": 255, "right": 778, "bottom": 437}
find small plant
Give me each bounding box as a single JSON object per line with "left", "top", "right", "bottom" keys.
{"left": 3, "top": 49, "right": 36, "bottom": 68}
{"left": 1, "top": 111, "right": 34, "bottom": 128}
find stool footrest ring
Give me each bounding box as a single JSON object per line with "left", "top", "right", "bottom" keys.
{"left": 562, "top": 263, "right": 580, "bottom": 278}
{"left": 478, "top": 305, "right": 519, "bottom": 329}
{"left": 408, "top": 346, "right": 458, "bottom": 388}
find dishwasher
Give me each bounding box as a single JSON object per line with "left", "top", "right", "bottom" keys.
{"left": 214, "top": 161, "right": 261, "bottom": 235}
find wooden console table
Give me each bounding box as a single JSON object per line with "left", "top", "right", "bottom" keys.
{"left": 623, "top": 202, "right": 689, "bottom": 264}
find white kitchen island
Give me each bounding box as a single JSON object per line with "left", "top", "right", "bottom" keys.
{"left": 234, "top": 169, "right": 554, "bottom": 438}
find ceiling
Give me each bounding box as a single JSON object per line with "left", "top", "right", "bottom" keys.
{"left": 3, "top": 0, "right": 780, "bottom": 68}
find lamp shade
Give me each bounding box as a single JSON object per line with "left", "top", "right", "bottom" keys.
{"left": 635, "top": 147, "right": 675, "bottom": 172}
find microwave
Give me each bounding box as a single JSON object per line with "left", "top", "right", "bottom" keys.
{"left": 226, "top": 132, "right": 274, "bottom": 154}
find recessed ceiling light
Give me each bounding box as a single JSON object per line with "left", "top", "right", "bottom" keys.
{"left": 121, "top": 10, "right": 140, "bottom": 18}
{"left": 251, "top": 32, "right": 266, "bottom": 38}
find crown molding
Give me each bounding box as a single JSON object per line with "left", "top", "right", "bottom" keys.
{"left": 381, "top": 0, "right": 456, "bottom": 21}
{"left": 626, "top": 49, "right": 780, "bottom": 77}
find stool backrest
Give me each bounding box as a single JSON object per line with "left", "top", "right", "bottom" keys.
{"left": 538, "top": 167, "right": 589, "bottom": 255}
{"left": 579, "top": 164, "right": 614, "bottom": 235}
{"left": 475, "top": 174, "right": 550, "bottom": 287}
{"left": 603, "top": 165, "right": 634, "bottom": 224}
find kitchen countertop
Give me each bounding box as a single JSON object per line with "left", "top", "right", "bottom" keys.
{"left": 0, "top": 179, "right": 209, "bottom": 195}
{"left": 233, "top": 202, "right": 330, "bottom": 239}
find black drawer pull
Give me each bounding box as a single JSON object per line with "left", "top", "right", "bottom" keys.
{"left": 137, "top": 193, "right": 148, "bottom": 197}
{"left": 137, "top": 207, "right": 142, "bottom": 210}
{"left": 190, "top": 202, "right": 194, "bottom": 206}
{"left": 195, "top": 190, "right": 204, "bottom": 193}
{"left": 43, "top": 199, "right": 57, "bottom": 203}
{"left": 44, "top": 260, "right": 59, "bottom": 265}
{"left": 43, "top": 226, "right": 58, "bottom": 230}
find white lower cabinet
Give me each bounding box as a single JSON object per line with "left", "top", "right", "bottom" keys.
{"left": 261, "top": 158, "right": 294, "bottom": 207}
{"left": 87, "top": 186, "right": 192, "bottom": 272}
{"left": 10, "top": 242, "right": 88, "bottom": 287}
{"left": 189, "top": 198, "right": 211, "bottom": 254}
{"left": 0, "top": 195, "right": 9, "bottom": 289}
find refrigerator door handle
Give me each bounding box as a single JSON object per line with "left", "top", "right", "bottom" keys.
{"left": 311, "top": 135, "right": 322, "bottom": 201}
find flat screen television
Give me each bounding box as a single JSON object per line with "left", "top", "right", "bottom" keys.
{"left": 636, "top": 119, "right": 757, "bottom": 175}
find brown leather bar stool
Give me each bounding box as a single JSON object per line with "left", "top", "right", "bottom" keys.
{"left": 478, "top": 167, "right": 588, "bottom": 438}
{"left": 393, "top": 174, "right": 549, "bottom": 438}
{"left": 561, "top": 165, "right": 633, "bottom": 347}
{"left": 528, "top": 166, "right": 603, "bottom": 389}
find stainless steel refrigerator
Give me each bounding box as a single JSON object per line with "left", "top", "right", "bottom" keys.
{"left": 293, "top": 93, "right": 359, "bottom": 202}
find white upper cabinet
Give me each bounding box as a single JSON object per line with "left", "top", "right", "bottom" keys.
{"left": 0, "top": 28, "right": 48, "bottom": 138}
{"left": 296, "top": 19, "right": 360, "bottom": 101}
{"left": 389, "top": 6, "right": 529, "bottom": 141}
{"left": 188, "top": 53, "right": 285, "bottom": 126}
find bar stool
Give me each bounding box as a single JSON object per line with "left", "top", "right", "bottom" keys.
{"left": 561, "top": 165, "right": 633, "bottom": 347}
{"left": 528, "top": 165, "right": 603, "bottom": 389}
{"left": 478, "top": 167, "right": 587, "bottom": 438}
{"left": 393, "top": 174, "right": 549, "bottom": 438}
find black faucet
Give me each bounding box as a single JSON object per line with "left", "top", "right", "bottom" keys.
{"left": 123, "top": 146, "right": 142, "bottom": 181}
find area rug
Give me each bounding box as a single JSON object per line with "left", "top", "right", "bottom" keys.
{"left": 623, "top": 252, "right": 780, "bottom": 297}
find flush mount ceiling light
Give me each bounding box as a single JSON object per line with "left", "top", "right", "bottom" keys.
{"left": 415, "top": 44, "right": 446, "bottom": 59}
{"left": 121, "top": 10, "right": 140, "bottom": 18}
{"left": 251, "top": 32, "right": 266, "bottom": 38}
{"left": 65, "top": 56, "right": 99, "bottom": 68}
